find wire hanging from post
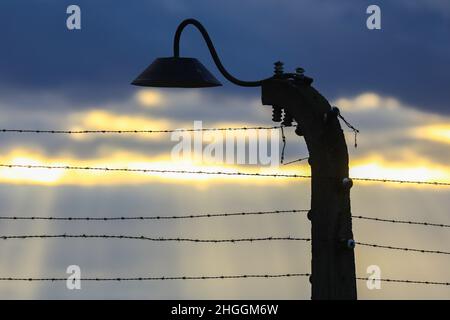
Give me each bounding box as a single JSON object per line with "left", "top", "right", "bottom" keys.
{"left": 279, "top": 126, "right": 309, "bottom": 166}
{"left": 333, "top": 106, "right": 360, "bottom": 148}
{"left": 282, "top": 157, "right": 309, "bottom": 166}
{"left": 280, "top": 126, "right": 287, "bottom": 164}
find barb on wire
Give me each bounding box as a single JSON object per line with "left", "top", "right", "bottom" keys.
{"left": 0, "top": 234, "right": 311, "bottom": 243}
{"left": 1, "top": 163, "right": 449, "bottom": 186}
{"left": 0, "top": 125, "right": 293, "bottom": 135}
{"left": 356, "top": 241, "right": 450, "bottom": 255}
{"left": 0, "top": 209, "right": 308, "bottom": 221}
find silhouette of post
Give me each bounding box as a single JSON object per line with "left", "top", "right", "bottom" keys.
{"left": 262, "top": 78, "right": 357, "bottom": 300}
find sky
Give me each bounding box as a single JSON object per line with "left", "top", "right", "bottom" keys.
{"left": 0, "top": 0, "right": 449, "bottom": 299}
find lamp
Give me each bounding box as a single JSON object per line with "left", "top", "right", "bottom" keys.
{"left": 131, "top": 18, "right": 271, "bottom": 88}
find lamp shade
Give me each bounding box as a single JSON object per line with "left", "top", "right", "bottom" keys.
{"left": 131, "top": 57, "right": 222, "bottom": 88}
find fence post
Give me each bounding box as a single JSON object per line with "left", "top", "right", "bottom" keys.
{"left": 262, "top": 78, "right": 357, "bottom": 300}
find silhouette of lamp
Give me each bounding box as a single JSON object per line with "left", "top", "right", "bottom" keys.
{"left": 131, "top": 18, "right": 273, "bottom": 88}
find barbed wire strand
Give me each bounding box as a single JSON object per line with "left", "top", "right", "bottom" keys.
{"left": 0, "top": 209, "right": 308, "bottom": 221}
{"left": 282, "top": 157, "right": 309, "bottom": 166}
{"left": 353, "top": 215, "right": 450, "bottom": 228}
{"left": 356, "top": 241, "right": 450, "bottom": 255}
{"left": 0, "top": 273, "right": 309, "bottom": 281}
{"left": 355, "top": 277, "right": 449, "bottom": 286}
{"left": 0, "top": 273, "right": 447, "bottom": 286}
{"left": 0, "top": 208, "right": 448, "bottom": 230}
{"left": 1, "top": 163, "right": 449, "bottom": 186}
{"left": 279, "top": 126, "right": 308, "bottom": 166}
{"left": 1, "top": 233, "right": 448, "bottom": 255}
{"left": 351, "top": 176, "right": 450, "bottom": 186}
{"left": 280, "top": 126, "right": 287, "bottom": 164}
{"left": 0, "top": 125, "right": 293, "bottom": 135}
{"left": 0, "top": 164, "right": 311, "bottom": 179}
{"left": 335, "top": 107, "right": 360, "bottom": 148}
{"left": 0, "top": 234, "right": 311, "bottom": 243}
{"left": 1, "top": 210, "right": 448, "bottom": 229}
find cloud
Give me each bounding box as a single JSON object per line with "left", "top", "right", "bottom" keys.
{"left": 335, "top": 92, "right": 450, "bottom": 183}
{"left": 334, "top": 92, "right": 402, "bottom": 112}
{"left": 0, "top": 1, "right": 449, "bottom": 114}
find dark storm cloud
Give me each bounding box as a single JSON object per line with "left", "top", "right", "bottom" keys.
{"left": 0, "top": 0, "right": 449, "bottom": 114}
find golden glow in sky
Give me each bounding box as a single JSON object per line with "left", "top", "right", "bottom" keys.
{"left": 0, "top": 148, "right": 449, "bottom": 187}
{"left": 135, "top": 89, "right": 165, "bottom": 108}
{"left": 69, "top": 109, "right": 172, "bottom": 140}
{"left": 1, "top": 92, "right": 449, "bottom": 187}
{"left": 350, "top": 156, "right": 450, "bottom": 185}
{"left": 412, "top": 124, "right": 450, "bottom": 144}
{"left": 0, "top": 148, "right": 310, "bottom": 186}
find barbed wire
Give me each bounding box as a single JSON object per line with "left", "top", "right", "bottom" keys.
{"left": 355, "top": 277, "right": 449, "bottom": 286}
{"left": 352, "top": 215, "right": 450, "bottom": 228}
{"left": 0, "top": 273, "right": 447, "bottom": 286}
{"left": 1, "top": 163, "right": 450, "bottom": 186}
{"left": 337, "top": 111, "right": 359, "bottom": 148}
{"left": 350, "top": 176, "right": 450, "bottom": 186}
{"left": 0, "top": 208, "right": 448, "bottom": 231}
{"left": 0, "top": 209, "right": 308, "bottom": 221}
{"left": 356, "top": 241, "right": 450, "bottom": 255}
{"left": 0, "top": 164, "right": 311, "bottom": 179}
{"left": 0, "top": 234, "right": 311, "bottom": 243}
{"left": 3, "top": 124, "right": 449, "bottom": 290}
{"left": 282, "top": 157, "right": 309, "bottom": 166}
{"left": 0, "top": 125, "right": 292, "bottom": 135}
{"left": 280, "top": 125, "right": 287, "bottom": 164}
{"left": 1, "top": 233, "right": 448, "bottom": 255}
{"left": 0, "top": 273, "right": 310, "bottom": 282}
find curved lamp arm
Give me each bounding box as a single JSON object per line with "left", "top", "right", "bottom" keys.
{"left": 173, "top": 18, "right": 271, "bottom": 87}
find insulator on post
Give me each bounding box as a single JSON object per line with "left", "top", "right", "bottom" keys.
{"left": 272, "top": 106, "right": 283, "bottom": 122}
{"left": 342, "top": 177, "right": 353, "bottom": 189}
{"left": 274, "top": 61, "right": 284, "bottom": 76}
{"left": 323, "top": 106, "right": 340, "bottom": 123}
{"left": 295, "top": 124, "right": 303, "bottom": 136}
{"left": 339, "top": 239, "right": 356, "bottom": 250}
{"left": 307, "top": 210, "right": 313, "bottom": 221}
{"left": 282, "top": 109, "right": 294, "bottom": 126}
{"left": 295, "top": 67, "right": 305, "bottom": 77}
